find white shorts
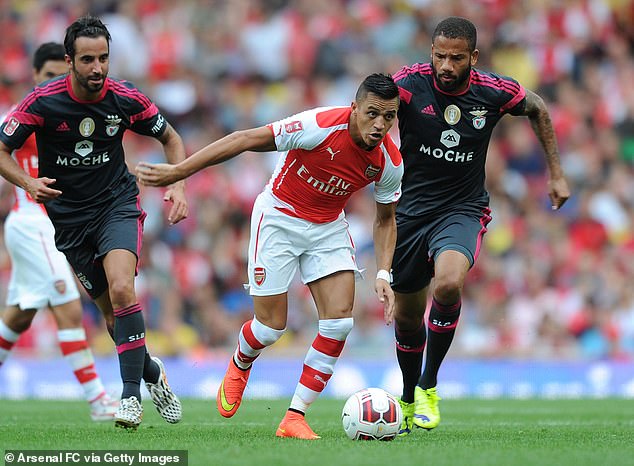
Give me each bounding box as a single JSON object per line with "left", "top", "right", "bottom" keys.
{"left": 247, "top": 191, "right": 361, "bottom": 296}
{"left": 4, "top": 211, "right": 80, "bottom": 309}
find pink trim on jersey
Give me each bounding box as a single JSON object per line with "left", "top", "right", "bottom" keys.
{"left": 473, "top": 207, "right": 492, "bottom": 262}
{"left": 398, "top": 86, "right": 412, "bottom": 104}
{"left": 135, "top": 198, "right": 146, "bottom": 275}
{"left": 18, "top": 80, "right": 66, "bottom": 112}
{"left": 109, "top": 80, "right": 153, "bottom": 108}
{"left": 500, "top": 87, "right": 526, "bottom": 113}
{"left": 393, "top": 63, "right": 432, "bottom": 82}
{"left": 433, "top": 73, "right": 472, "bottom": 96}
{"left": 66, "top": 75, "right": 109, "bottom": 103}
{"left": 471, "top": 72, "right": 521, "bottom": 94}
{"left": 129, "top": 103, "right": 159, "bottom": 125}
{"left": 9, "top": 111, "right": 44, "bottom": 127}
{"left": 253, "top": 212, "right": 264, "bottom": 262}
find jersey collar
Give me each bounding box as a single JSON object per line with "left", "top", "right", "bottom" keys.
{"left": 66, "top": 75, "right": 109, "bottom": 103}
{"left": 432, "top": 68, "right": 473, "bottom": 96}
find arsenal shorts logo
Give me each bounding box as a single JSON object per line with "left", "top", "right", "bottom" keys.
{"left": 54, "top": 279, "right": 67, "bottom": 295}
{"left": 254, "top": 267, "right": 266, "bottom": 286}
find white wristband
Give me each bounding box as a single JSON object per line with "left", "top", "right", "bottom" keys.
{"left": 376, "top": 269, "right": 392, "bottom": 283}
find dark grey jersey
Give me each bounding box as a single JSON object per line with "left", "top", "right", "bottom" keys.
{"left": 0, "top": 75, "right": 168, "bottom": 227}
{"left": 394, "top": 63, "right": 526, "bottom": 217}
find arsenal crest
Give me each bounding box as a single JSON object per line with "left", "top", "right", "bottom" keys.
{"left": 364, "top": 164, "right": 381, "bottom": 179}
{"left": 254, "top": 267, "right": 266, "bottom": 286}
{"left": 54, "top": 279, "right": 67, "bottom": 294}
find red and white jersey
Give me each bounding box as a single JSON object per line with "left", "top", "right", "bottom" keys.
{"left": 11, "top": 134, "right": 46, "bottom": 215}
{"left": 1, "top": 108, "right": 45, "bottom": 216}
{"left": 266, "top": 106, "right": 403, "bottom": 223}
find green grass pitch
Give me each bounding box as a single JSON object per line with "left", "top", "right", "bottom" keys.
{"left": 1, "top": 398, "right": 632, "bottom": 466}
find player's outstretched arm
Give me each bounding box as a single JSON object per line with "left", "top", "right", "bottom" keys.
{"left": 0, "top": 141, "right": 61, "bottom": 202}
{"left": 373, "top": 201, "right": 397, "bottom": 325}
{"left": 157, "top": 124, "right": 188, "bottom": 225}
{"left": 136, "top": 126, "right": 276, "bottom": 187}
{"left": 523, "top": 89, "right": 571, "bottom": 210}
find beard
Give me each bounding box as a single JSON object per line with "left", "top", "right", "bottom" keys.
{"left": 433, "top": 64, "right": 471, "bottom": 93}
{"left": 72, "top": 68, "right": 105, "bottom": 94}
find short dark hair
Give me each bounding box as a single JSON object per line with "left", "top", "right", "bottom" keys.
{"left": 33, "top": 42, "right": 65, "bottom": 72}
{"left": 432, "top": 17, "right": 477, "bottom": 52}
{"left": 355, "top": 73, "right": 399, "bottom": 102}
{"left": 64, "top": 15, "right": 111, "bottom": 58}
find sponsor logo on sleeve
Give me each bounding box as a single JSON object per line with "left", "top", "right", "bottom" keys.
{"left": 284, "top": 121, "right": 303, "bottom": 133}
{"left": 151, "top": 113, "right": 165, "bottom": 134}
{"left": 2, "top": 117, "right": 19, "bottom": 136}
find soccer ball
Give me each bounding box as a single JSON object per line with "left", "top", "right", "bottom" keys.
{"left": 341, "top": 387, "right": 402, "bottom": 441}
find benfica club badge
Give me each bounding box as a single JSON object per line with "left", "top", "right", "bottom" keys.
{"left": 254, "top": 267, "right": 266, "bottom": 286}
{"left": 364, "top": 164, "right": 381, "bottom": 179}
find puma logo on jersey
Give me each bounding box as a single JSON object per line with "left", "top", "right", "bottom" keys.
{"left": 326, "top": 147, "right": 340, "bottom": 160}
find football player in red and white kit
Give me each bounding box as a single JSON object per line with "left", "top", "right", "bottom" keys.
{"left": 136, "top": 73, "right": 403, "bottom": 439}
{"left": 0, "top": 42, "right": 118, "bottom": 421}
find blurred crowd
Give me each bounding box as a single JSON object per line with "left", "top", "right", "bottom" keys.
{"left": 0, "top": 0, "right": 633, "bottom": 360}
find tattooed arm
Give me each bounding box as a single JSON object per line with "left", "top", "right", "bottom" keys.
{"left": 522, "top": 89, "right": 570, "bottom": 210}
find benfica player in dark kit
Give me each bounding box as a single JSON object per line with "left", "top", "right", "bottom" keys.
{"left": 391, "top": 17, "right": 570, "bottom": 434}
{"left": 0, "top": 16, "right": 188, "bottom": 430}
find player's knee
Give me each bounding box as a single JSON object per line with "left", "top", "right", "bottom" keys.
{"left": 394, "top": 295, "right": 426, "bottom": 329}
{"left": 394, "top": 313, "right": 421, "bottom": 332}
{"left": 107, "top": 279, "right": 136, "bottom": 307}
{"left": 433, "top": 276, "right": 464, "bottom": 303}
{"left": 4, "top": 314, "right": 32, "bottom": 334}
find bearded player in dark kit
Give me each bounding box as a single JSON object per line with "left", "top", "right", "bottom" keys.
{"left": 0, "top": 16, "right": 188, "bottom": 430}
{"left": 391, "top": 16, "right": 570, "bottom": 434}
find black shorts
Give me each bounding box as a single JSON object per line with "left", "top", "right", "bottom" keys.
{"left": 391, "top": 206, "right": 492, "bottom": 294}
{"left": 56, "top": 195, "right": 146, "bottom": 300}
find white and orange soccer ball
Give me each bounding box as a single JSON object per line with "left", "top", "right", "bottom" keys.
{"left": 341, "top": 388, "right": 402, "bottom": 441}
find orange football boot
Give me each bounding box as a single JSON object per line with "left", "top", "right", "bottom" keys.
{"left": 275, "top": 410, "right": 321, "bottom": 440}
{"left": 216, "top": 359, "right": 251, "bottom": 418}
